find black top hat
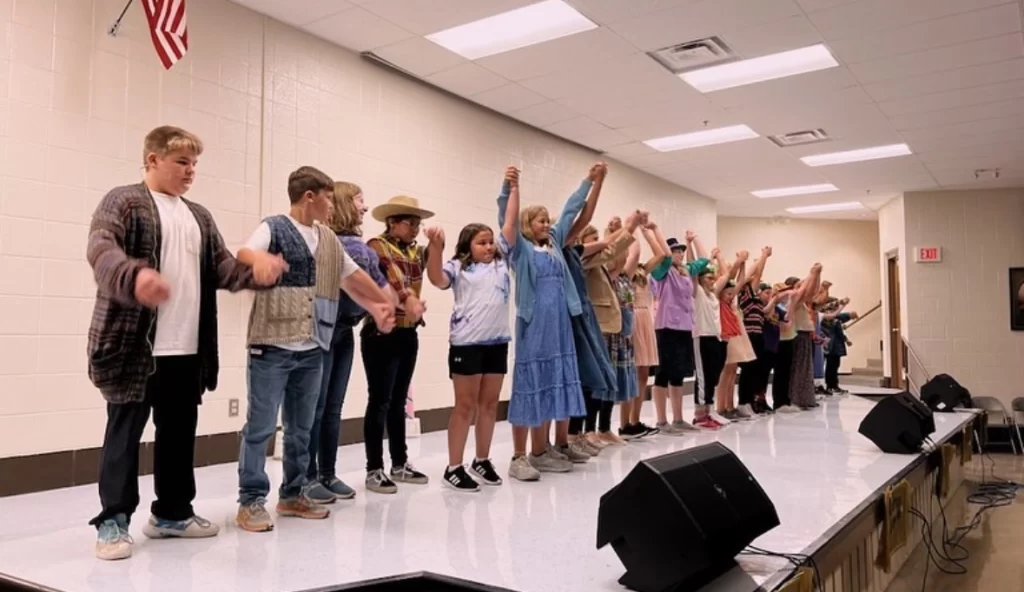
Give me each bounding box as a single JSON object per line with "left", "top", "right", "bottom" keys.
{"left": 667, "top": 238, "right": 687, "bottom": 252}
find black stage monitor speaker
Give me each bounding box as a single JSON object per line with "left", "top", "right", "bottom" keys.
{"left": 597, "top": 442, "right": 780, "bottom": 592}
{"left": 921, "top": 373, "right": 972, "bottom": 413}
{"left": 312, "top": 572, "right": 516, "bottom": 591}
{"left": 858, "top": 391, "right": 936, "bottom": 454}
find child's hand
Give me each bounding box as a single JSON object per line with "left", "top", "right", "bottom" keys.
{"left": 588, "top": 162, "right": 608, "bottom": 181}
{"left": 607, "top": 216, "right": 623, "bottom": 233}
{"left": 504, "top": 165, "right": 519, "bottom": 187}
{"left": 424, "top": 226, "right": 445, "bottom": 246}
{"left": 737, "top": 250, "right": 749, "bottom": 262}
{"left": 685, "top": 230, "right": 697, "bottom": 242}
{"left": 711, "top": 247, "right": 720, "bottom": 259}
{"left": 762, "top": 246, "right": 772, "bottom": 258}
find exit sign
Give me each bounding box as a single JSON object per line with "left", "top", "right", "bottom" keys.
{"left": 915, "top": 246, "right": 942, "bottom": 263}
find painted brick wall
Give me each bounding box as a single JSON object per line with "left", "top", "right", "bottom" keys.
{"left": 0, "top": 0, "right": 717, "bottom": 458}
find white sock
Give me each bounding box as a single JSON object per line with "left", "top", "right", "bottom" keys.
{"left": 448, "top": 464, "right": 461, "bottom": 472}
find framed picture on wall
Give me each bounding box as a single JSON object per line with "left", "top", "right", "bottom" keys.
{"left": 1010, "top": 268, "right": 1024, "bottom": 331}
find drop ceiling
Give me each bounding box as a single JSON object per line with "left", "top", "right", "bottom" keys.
{"left": 230, "top": 0, "right": 1024, "bottom": 219}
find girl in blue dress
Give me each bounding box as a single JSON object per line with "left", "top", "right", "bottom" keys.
{"left": 498, "top": 163, "right": 605, "bottom": 482}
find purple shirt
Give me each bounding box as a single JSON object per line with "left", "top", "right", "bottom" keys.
{"left": 336, "top": 233, "right": 388, "bottom": 319}
{"left": 652, "top": 266, "right": 695, "bottom": 331}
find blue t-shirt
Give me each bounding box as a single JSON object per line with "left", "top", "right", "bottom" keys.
{"left": 441, "top": 236, "right": 512, "bottom": 346}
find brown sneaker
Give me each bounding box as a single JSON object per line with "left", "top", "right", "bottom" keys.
{"left": 236, "top": 499, "right": 274, "bottom": 533}
{"left": 276, "top": 495, "right": 330, "bottom": 520}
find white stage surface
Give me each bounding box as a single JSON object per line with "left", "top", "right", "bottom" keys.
{"left": 0, "top": 387, "right": 976, "bottom": 592}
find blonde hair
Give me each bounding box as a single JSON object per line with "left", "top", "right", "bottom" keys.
{"left": 519, "top": 205, "right": 550, "bottom": 245}
{"left": 143, "top": 126, "right": 203, "bottom": 167}
{"left": 328, "top": 181, "right": 363, "bottom": 236}
{"left": 579, "top": 224, "right": 599, "bottom": 244}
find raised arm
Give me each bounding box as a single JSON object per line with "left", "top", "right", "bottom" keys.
{"left": 582, "top": 212, "right": 641, "bottom": 270}
{"left": 622, "top": 238, "right": 642, "bottom": 278}
{"left": 793, "top": 263, "right": 823, "bottom": 304}
{"left": 689, "top": 231, "right": 707, "bottom": 260}
{"left": 566, "top": 163, "right": 607, "bottom": 245}
{"left": 732, "top": 251, "right": 749, "bottom": 288}
{"left": 640, "top": 221, "right": 668, "bottom": 270}
{"left": 424, "top": 227, "right": 449, "bottom": 290}
{"left": 712, "top": 251, "right": 734, "bottom": 296}
{"left": 744, "top": 246, "right": 771, "bottom": 287}
{"left": 552, "top": 163, "right": 603, "bottom": 245}
{"left": 499, "top": 166, "right": 520, "bottom": 248}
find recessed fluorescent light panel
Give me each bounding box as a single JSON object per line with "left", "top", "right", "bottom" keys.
{"left": 680, "top": 44, "right": 839, "bottom": 93}
{"left": 425, "top": 0, "right": 597, "bottom": 60}
{"left": 752, "top": 183, "right": 839, "bottom": 198}
{"left": 643, "top": 125, "right": 759, "bottom": 152}
{"left": 800, "top": 143, "right": 912, "bottom": 167}
{"left": 786, "top": 201, "right": 865, "bottom": 215}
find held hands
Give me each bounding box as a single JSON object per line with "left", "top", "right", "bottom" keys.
{"left": 685, "top": 230, "right": 697, "bottom": 243}
{"left": 403, "top": 294, "right": 427, "bottom": 323}
{"left": 424, "top": 226, "right": 445, "bottom": 247}
{"left": 134, "top": 268, "right": 170, "bottom": 309}
{"left": 711, "top": 247, "right": 721, "bottom": 259}
{"left": 251, "top": 252, "right": 289, "bottom": 286}
{"left": 607, "top": 216, "right": 623, "bottom": 233}
{"left": 505, "top": 165, "right": 520, "bottom": 188}
{"left": 737, "top": 250, "right": 750, "bottom": 262}
{"left": 762, "top": 246, "right": 773, "bottom": 258}
{"left": 588, "top": 162, "right": 608, "bottom": 182}
{"left": 811, "top": 262, "right": 823, "bottom": 274}
{"left": 369, "top": 302, "right": 397, "bottom": 334}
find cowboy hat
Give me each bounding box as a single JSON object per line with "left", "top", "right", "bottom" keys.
{"left": 371, "top": 195, "right": 435, "bottom": 222}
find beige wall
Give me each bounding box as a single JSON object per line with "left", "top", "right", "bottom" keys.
{"left": 0, "top": 0, "right": 716, "bottom": 458}
{"left": 877, "top": 196, "right": 907, "bottom": 379}
{"left": 902, "top": 189, "right": 1024, "bottom": 409}
{"left": 717, "top": 217, "right": 883, "bottom": 372}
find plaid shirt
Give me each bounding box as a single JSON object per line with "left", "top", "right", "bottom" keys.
{"left": 87, "top": 183, "right": 258, "bottom": 404}
{"left": 367, "top": 233, "right": 425, "bottom": 330}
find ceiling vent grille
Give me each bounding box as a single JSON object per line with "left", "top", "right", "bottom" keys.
{"left": 648, "top": 37, "right": 735, "bottom": 74}
{"left": 768, "top": 129, "right": 831, "bottom": 148}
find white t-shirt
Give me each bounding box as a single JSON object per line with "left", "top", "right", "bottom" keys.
{"left": 441, "top": 236, "right": 512, "bottom": 347}
{"left": 244, "top": 216, "right": 359, "bottom": 351}
{"left": 693, "top": 285, "right": 722, "bottom": 338}
{"left": 152, "top": 191, "right": 202, "bottom": 356}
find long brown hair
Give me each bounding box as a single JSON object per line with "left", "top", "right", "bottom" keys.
{"left": 328, "top": 181, "right": 363, "bottom": 236}
{"left": 519, "top": 205, "right": 550, "bottom": 246}
{"left": 453, "top": 223, "right": 501, "bottom": 267}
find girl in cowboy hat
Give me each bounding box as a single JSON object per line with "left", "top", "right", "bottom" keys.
{"left": 361, "top": 194, "right": 435, "bottom": 494}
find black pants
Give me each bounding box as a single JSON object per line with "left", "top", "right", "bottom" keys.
{"left": 737, "top": 333, "right": 765, "bottom": 405}
{"left": 825, "top": 354, "right": 842, "bottom": 390}
{"left": 90, "top": 355, "right": 201, "bottom": 527}
{"left": 568, "top": 390, "right": 613, "bottom": 434}
{"left": 695, "top": 336, "right": 727, "bottom": 406}
{"left": 361, "top": 326, "right": 419, "bottom": 472}
{"left": 772, "top": 340, "right": 794, "bottom": 409}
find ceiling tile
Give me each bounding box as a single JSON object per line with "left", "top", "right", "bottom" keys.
{"left": 706, "top": 68, "right": 862, "bottom": 108}
{"left": 807, "top": 0, "right": 1011, "bottom": 40}
{"left": 508, "top": 101, "right": 579, "bottom": 127}
{"left": 371, "top": 37, "right": 466, "bottom": 77}
{"left": 233, "top": 0, "right": 352, "bottom": 27}
{"left": 878, "top": 79, "right": 1024, "bottom": 116}
{"left": 718, "top": 15, "right": 825, "bottom": 58}
{"left": 470, "top": 83, "right": 548, "bottom": 113}
{"left": 569, "top": 0, "right": 699, "bottom": 25}
{"left": 518, "top": 52, "right": 681, "bottom": 101}
{"left": 828, "top": 3, "right": 1021, "bottom": 65}
{"left": 900, "top": 115, "right": 1024, "bottom": 145}
{"left": 909, "top": 128, "right": 1024, "bottom": 154}
{"left": 795, "top": 0, "right": 859, "bottom": 12}
{"left": 425, "top": 63, "right": 508, "bottom": 96}
{"left": 862, "top": 58, "right": 1024, "bottom": 102}
{"left": 848, "top": 34, "right": 1024, "bottom": 85}
{"left": 357, "top": 0, "right": 538, "bottom": 35}
{"left": 302, "top": 6, "right": 414, "bottom": 52}
{"left": 609, "top": 0, "right": 803, "bottom": 51}
{"left": 476, "top": 28, "right": 638, "bottom": 81}
{"left": 889, "top": 98, "right": 1024, "bottom": 131}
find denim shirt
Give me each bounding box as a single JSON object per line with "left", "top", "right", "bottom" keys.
{"left": 497, "top": 178, "right": 592, "bottom": 324}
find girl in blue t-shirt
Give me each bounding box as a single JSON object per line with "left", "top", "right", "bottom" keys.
{"left": 424, "top": 178, "right": 516, "bottom": 492}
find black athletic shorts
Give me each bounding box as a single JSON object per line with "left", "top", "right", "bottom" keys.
{"left": 448, "top": 343, "right": 509, "bottom": 377}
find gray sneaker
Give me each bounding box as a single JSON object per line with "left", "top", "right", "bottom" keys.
{"left": 508, "top": 455, "right": 541, "bottom": 482}
{"left": 303, "top": 481, "right": 336, "bottom": 505}
{"left": 735, "top": 404, "right": 756, "bottom": 419}
{"left": 545, "top": 444, "right": 570, "bottom": 462}
{"left": 557, "top": 442, "right": 591, "bottom": 464}
{"left": 529, "top": 451, "right": 573, "bottom": 473}
{"left": 672, "top": 419, "right": 699, "bottom": 431}
{"left": 657, "top": 422, "right": 687, "bottom": 436}
{"left": 142, "top": 514, "right": 219, "bottom": 539}
{"left": 321, "top": 477, "right": 356, "bottom": 500}
{"left": 366, "top": 469, "right": 398, "bottom": 494}
{"left": 236, "top": 499, "right": 274, "bottom": 533}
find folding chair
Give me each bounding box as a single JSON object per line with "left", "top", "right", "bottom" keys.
{"left": 971, "top": 396, "right": 1022, "bottom": 455}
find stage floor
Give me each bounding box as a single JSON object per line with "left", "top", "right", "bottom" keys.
{"left": 0, "top": 386, "right": 975, "bottom": 592}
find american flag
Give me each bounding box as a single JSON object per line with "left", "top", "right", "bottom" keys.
{"left": 142, "top": 0, "right": 188, "bottom": 70}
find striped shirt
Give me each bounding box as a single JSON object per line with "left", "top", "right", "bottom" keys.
{"left": 367, "top": 233, "right": 425, "bottom": 330}
{"left": 737, "top": 284, "right": 765, "bottom": 335}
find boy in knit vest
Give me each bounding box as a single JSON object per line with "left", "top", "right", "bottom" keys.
{"left": 87, "top": 126, "right": 287, "bottom": 561}
{"left": 235, "top": 166, "right": 396, "bottom": 532}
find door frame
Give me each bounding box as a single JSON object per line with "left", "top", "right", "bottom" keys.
{"left": 885, "top": 251, "right": 903, "bottom": 390}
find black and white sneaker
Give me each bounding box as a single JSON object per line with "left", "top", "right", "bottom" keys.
{"left": 391, "top": 463, "right": 429, "bottom": 484}
{"left": 635, "top": 422, "right": 660, "bottom": 436}
{"left": 471, "top": 459, "right": 503, "bottom": 486}
{"left": 618, "top": 424, "right": 643, "bottom": 440}
{"left": 443, "top": 466, "right": 480, "bottom": 492}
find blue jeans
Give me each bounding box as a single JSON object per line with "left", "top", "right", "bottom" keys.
{"left": 238, "top": 346, "right": 323, "bottom": 504}
{"left": 308, "top": 325, "right": 355, "bottom": 480}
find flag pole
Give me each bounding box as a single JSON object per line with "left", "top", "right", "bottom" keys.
{"left": 107, "top": 0, "right": 136, "bottom": 37}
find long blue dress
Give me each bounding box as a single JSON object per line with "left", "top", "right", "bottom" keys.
{"left": 563, "top": 245, "right": 617, "bottom": 396}
{"left": 508, "top": 247, "right": 586, "bottom": 427}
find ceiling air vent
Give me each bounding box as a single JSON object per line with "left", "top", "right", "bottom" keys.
{"left": 768, "top": 129, "right": 831, "bottom": 148}
{"left": 649, "top": 37, "right": 735, "bottom": 74}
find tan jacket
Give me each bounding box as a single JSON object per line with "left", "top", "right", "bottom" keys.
{"left": 582, "top": 232, "right": 636, "bottom": 334}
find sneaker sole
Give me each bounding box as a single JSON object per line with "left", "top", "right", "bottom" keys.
{"left": 276, "top": 509, "right": 330, "bottom": 520}
{"left": 142, "top": 525, "right": 219, "bottom": 539}
{"left": 236, "top": 519, "right": 274, "bottom": 533}
{"left": 391, "top": 476, "right": 429, "bottom": 485}
{"left": 510, "top": 472, "right": 541, "bottom": 482}
{"left": 308, "top": 497, "right": 337, "bottom": 505}
{"left": 95, "top": 545, "right": 132, "bottom": 561}
{"left": 367, "top": 486, "right": 398, "bottom": 494}
{"left": 330, "top": 491, "right": 356, "bottom": 500}
{"left": 442, "top": 480, "right": 480, "bottom": 493}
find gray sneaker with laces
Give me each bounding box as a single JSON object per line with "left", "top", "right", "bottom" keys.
{"left": 508, "top": 455, "right": 541, "bottom": 482}
{"left": 529, "top": 451, "right": 572, "bottom": 473}
{"left": 95, "top": 514, "right": 132, "bottom": 560}
{"left": 366, "top": 468, "right": 399, "bottom": 494}
{"left": 236, "top": 499, "right": 274, "bottom": 533}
